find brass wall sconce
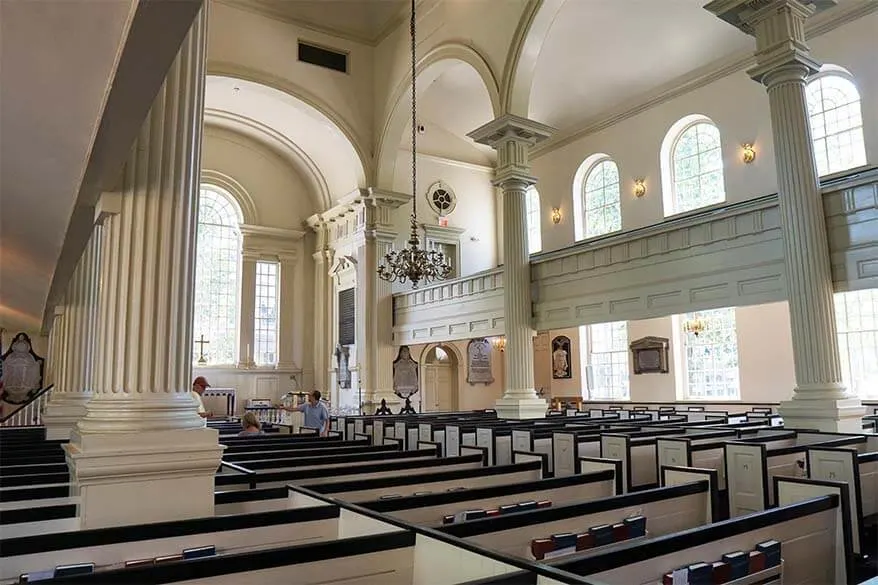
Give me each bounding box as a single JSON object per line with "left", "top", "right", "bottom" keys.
{"left": 551, "top": 207, "right": 562, "bottom": 224}
{"left": 742, "top": 143, "right": 756, "bottom": 164}
{"left": 491, "top": 337, "right": 506, "bottom": 352}
{"left": 633, "top": 179, "right": 646, "bottom": 198}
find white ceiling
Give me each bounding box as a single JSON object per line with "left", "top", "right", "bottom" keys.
{"left": 222, "top": 0, "right": 409, "bottom": 44}
{"left": 529, "top": 0, "right": 756, "bottom": 130}
{"left": 402, "top": 61, "right": 496, "bottom": 167}
{"left": 0, "top": 0, "right": 135, "bottom": 331}
{"left": 205, "top": 76, "right": 366, "bottom": 204}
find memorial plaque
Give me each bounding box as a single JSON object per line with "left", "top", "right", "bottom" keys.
{"left": 392, "top": 346, "right": 419, "bottom": 398}
{"left": 466, "top": 338, "right": 494, "bottom": 385}
{"left": 629, "top": 336, "right": 669, "bottom": 374}
{"left": 338, "top": 288, "right": 355, "bottom": 346}
{"left": 551, "top": 335, "right": 572, "bottom": 379}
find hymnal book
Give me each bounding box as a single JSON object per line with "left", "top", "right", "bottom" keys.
{"left": 18, "top": 571, "right": 54, "bottom": 583}
{"left": 589, "top": 524, "right": 613, "bottom": 546}
{"left": 576, "top": 532, "right": 594, "bottom": 550}
{"left": 671, "top": 567, "right": 690, "bottom": 584}
{"left": 499, "top": 504, "right": 519, "bottom": 514}
{"left": 155, "top": 554, "right": 184, "bottom": 564}
{"left": 125, "top": 559, "right": 155, "bottom": 568}
{"left": 710, "top": 561, "right": 731, "bottom": 584}
{"left": 624, "top": 515, "right": 646, "bottom": 537}
{"left": 755, "top": 540, "right": 781, "bottom": 568}
{"left": 748, "top": 551, "right": 766, "bottom": 573}
{"left": 537, "top": 500, "right": 552, "bottom": 508}
{"left": 486, "top": 509, "right": 501, "bottom": 517}
{"left": 662, "top": 573, "right": 674, "bottom": 585}
{"left": 379, "top": 494, "right": 402, "bottom": 500}
{"left": 530, "top": 538, "right": 553, "bottom": 560}
{"left": 721, "top": 552, "right": 749, "bottom": 579}
{"left": 611, "top": 522, "right": 629, "bottom": 541}
{"left": 518, "top": 500, "right": 538, "bottom": 511}
{"left": 442, "top": 515, "right": 455, "bottom": 525}
{"left": 54, "top": 564, "right": 95, "bottom": 578}
{"left": 686, "top": 562, "right": 712, "bottom": 585}
{"left": 182, "top": 546, "right": 216, "bottom": 560}
{"left": 550, "top": 533, "right": 577, "bottom": 549}
{"left": 446, "top": 487, "right": 467, "bottom": 492}
{"left": 463, "top": 509, "right": 487, "bottom": 521}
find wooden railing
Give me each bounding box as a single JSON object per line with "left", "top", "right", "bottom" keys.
{"left": 0, "top": 385, "right": 54, "bottom": 427}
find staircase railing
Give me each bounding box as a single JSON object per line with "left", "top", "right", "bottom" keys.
{"left": 0, "top": 385, "right": 54, "bottom": 427}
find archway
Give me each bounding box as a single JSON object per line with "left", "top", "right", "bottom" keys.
{"left": 420, "top": 344, "right": 460, "bottom": 412}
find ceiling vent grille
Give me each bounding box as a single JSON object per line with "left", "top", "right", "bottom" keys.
{"left": 298, "top": 41, "right": 348, "bottom": 73}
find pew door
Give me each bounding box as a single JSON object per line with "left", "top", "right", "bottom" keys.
{"left": 725, "top": 443, "right": 768, "bottom": 517}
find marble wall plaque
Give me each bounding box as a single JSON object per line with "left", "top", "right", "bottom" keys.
{"left": 393, "top": 345, "right": 419, "bottom": 397}
{"left": 466, "top": 338, "right": 494, "bottom": 385}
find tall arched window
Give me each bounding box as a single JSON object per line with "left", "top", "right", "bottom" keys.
{"left": 526, "top": 186, "right": 542, "bottom": 255}
{"left": 582, "top": 158, "right": 621, "bottom": 239}
{"left": 806, "top": 71, "right": 867, "bottom": 177}
{"left": 193, "top": 186, "right": 242, "bottom": 365}
{"left": 662, "top": 116, "right": 726, "bottom": 216}
{"left": 679, "top": 307, "right": 739, "bottom": 400}
{"left": 834, "top": 289, "right": 878, "bottom": 399}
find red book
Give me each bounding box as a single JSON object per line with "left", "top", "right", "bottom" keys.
{"left": 576, "top": 532, "right": 594, "bottom": 550}
{"left": 537, "top": 500, "right": 552, "bottom": 508}
{"left": 662, "top": 573, "right": 674, "bottom": 585}
{"left": 531, "top": 538, "right": 553, "bottom": 560}
{"left": 711, "top": 561, "right": 731, "bottom": 584}
{"left": 611, "top": 522, "right": 629, "bottom": 541}
{"left": 748, "top": 551, "right": 766, "bottom": 573}
{"left": 486, "top": 509, "right": 500, "bottom": 517}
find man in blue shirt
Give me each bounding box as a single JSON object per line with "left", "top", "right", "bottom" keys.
{"left": 282, "top": 390, "right": 329, "bottom": 436}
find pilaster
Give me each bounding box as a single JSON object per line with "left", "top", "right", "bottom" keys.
{"left": 706, "top": 0, "right": 864, "bottom": 431}
{"left": 307, "top": 216, "right": 333, "bottom": 396}
{"left": 277, "top": 251, "right": 298, "bottom": 371}
{"left": 237, "top": 252, "right": 258, "bottom": 368}
{"left": 469, "top": 115, "right": 555, "bottom": 419}
{"left": 65, "top": 6, "right": 224, "bottom": 530}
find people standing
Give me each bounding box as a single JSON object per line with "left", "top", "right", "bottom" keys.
{"left": 280, "top": 390, "right": 329, "bottom": 436}
{"left": 191, "top": 376, "right": 213, "bottom": 426}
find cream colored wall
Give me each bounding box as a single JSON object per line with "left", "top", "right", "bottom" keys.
{"left": 410, "top": 341, "right": 505, "bottom": 412}
{"left": 531, "top": 13, "right": 878, "bottom": 254}
{"left": 389, "top": 151, "right": 499, "bottom": 290}
{"left": 533, "top": 328, "right": 582, "bottom": 399}
{"left": 208, "top": 1, "right": 374, "bottom": 159}
{"left": 197, "top": 126, "right": 318, "bottom": 412}
{"left": 548, "top": 301, "right": 796, "bottom": 403}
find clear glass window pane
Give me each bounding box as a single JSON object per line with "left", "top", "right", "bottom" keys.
{"left": 586, "top": 321, "right": 629, "bottom": 400}
{"left": 806, "top": 74, "right": 867, "bottom": 176}
{"left": 681, "top": 307, "right": 739, "bottom": 400}
{"left": 193, "top": 187, "right": 241, "bottom": 365}
{"left": 834, "top": 289, "right": 878, "bottom": 399}
{"left": 254, "top": 261, "right": 280, "bottom": 366}
{"left": 583, "top": 159, "right": 622, "bottom": 238}
{"left": 671, "top": 122, "right": 726, "bottom": 214}
{"left": 526, "top": 186, "right": 542, "bottom": 254}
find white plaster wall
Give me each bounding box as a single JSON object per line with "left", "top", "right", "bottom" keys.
{"left": 389, "top": 151, "right": 499, "bottom": 291}
{"left": 530, "top": 12, "right": 878, "bottom": 254}
{"left": 208, "top": 1, "right": 374, "bottom": 161}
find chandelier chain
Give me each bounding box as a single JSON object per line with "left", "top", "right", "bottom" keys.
{"left": 410, "top": 0, "right": 417, "bottom": 227}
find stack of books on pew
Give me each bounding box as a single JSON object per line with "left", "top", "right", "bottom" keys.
{"left": 379, "top": 486, "right": 468, "bottom": 500}
{"left": 443, "top": 500, "right": 552, "bottom": 524}
{"left": 660, "top": 540, "right": 781, "bottom": 585}
{"left": 530, "top": 515, "right": 646, "bottom": 560}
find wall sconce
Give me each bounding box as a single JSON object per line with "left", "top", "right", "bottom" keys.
{"left": 633, "top": 179, "right": 646, "bottom": 198}
{"left": 551, "top": 207, "right": 562, "bottom": 224}
{"left": 742, "top": 143, "right": 756, "bottom": 164}
{"left": 492, "top": 337, "right": 506, "bottom": 352}
{"left": 683, "top": 317, "right": 707, "bottom": 337}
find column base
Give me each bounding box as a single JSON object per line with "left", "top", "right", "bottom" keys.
{"left": 779, "top": 391, "right": 865, "bottom": 433}
{"left": 43, "top": 393, "right": 92, "bottom": 440}
{"left": 494, "top": 396, "right": 547, "bottom": 420}
{"left": 64, "top": 428, "right": 224, "bottom": 529}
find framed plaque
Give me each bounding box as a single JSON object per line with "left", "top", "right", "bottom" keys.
{"left": 629, "top": 336, "right": 669, "bottom": 375}
{"left": 392, "top": 346, "right": 419, "bottom": 398}
{"left": 551, "top": 335, "right": 572, "bottom": 379}
{"left": 466, "top": 338, "right": 494, "bottom": 385}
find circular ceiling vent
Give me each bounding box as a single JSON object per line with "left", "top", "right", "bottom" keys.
{"left": 426, "top": 181, "right": 457, "bottom": 217}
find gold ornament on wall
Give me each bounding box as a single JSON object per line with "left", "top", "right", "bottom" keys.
{"left": 742, "top": 143, "right": 756, "bottom": 164}
{"left": 551, "top": 207, "right": 562, "bottom": 224}
{"left": 633, "top": 178, "right": 646, "bottom": 198}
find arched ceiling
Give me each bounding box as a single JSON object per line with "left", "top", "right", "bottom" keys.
{"left": 205, "top": 76, "right": 366, "bottom": 205}
{"left": 399, "top": 61, "right": 496, "bottom": 167}
{"left": 529, "top": 0, "right": 754, "bottom": 131}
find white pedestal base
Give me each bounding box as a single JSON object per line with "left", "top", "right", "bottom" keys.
{"left": 494, "top": 396, "right": 547, "bottom": 420}
{"left": 779, "top": 393, "right": 865, "bottom": 433}
{"left": 43, "top": 393, "right": 92, "bottom": 440}
{"left": 65, "top": 428, "right": 224, "bottom": 529}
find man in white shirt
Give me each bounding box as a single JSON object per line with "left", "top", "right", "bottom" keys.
{"left": 191, "top": 376, "right": 213, "bottom": 425}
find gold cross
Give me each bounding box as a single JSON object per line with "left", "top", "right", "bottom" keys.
{"left": 195, "top": 334, "right": 209, "bottom": 364}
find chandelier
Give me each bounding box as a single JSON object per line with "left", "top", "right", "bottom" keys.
{"left": 377, "top": 0, "right": 452, "bottom": 288}
{"left": 683, "top": 317, "right": 707, "bottom": 337}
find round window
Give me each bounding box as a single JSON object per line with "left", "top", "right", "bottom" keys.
{"left": 426, "top": 182, "right": 457, "bottom": 216}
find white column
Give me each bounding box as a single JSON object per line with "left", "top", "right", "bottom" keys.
{"left": 65, "top": 7, "right": 223, "bottom": 530}
{"left": 308, "top": 219, "right": 331, "bottom": 394}
{"left": 469, "top": 115, "right": 555, "bottom": 419}
{"left": 237, "top": 253, "right": 257, "bottom": 368}
{"left": 43, "top": 226, "right": 101, "bottom": 440}
{"left": 45, "top": 305, "right": 65, "bottom": 388}
{"left": 707, "top": 0, "right": 864, "bottom": 432}
{"left": 277, "top": 252, "right": 298, "bottom": 371}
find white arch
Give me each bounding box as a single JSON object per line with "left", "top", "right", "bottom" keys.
{"left": 201, "top": 169, "right": 259, "bottom": 225}
{"left": 572, "top": 152, "right": 614, "bottom": 241}
{"left": 375, "top": 42, "right": 502, "bottom": 190}
{"left": 660, "top": 113, "right": 723, "bottom": 217}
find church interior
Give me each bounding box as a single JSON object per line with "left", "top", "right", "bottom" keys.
{"left": 1, "top": 0, "right": 877, "bottom": 583}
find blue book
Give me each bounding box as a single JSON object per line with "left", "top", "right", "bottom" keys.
{"left": 517, "top": 500, "right": 538, "bottom": 511}
{"left": 721, "top": 551, "right": 749, "bottom": 579}
{"left": 54, "top": 564, "right": 95, "bottom": 578}
{"left": 183, "top": 546, "right": 216, "bottom": 560}
{"left": 589, "top": 524, "right": 613, "bottom": 546}
{"left": 756, "top": 540, "right": 781, "bottom": 568}
{"left": 19, "top": 571, "right": 54, "bottom": 583}
{"left": 687, "top": 562, "right": 712, "bottom": 585}
{"left": 550, "top": 533, "right": 577, "bottom": 549}
{"left": 623, "top": 515, "right": 646, "bottom": 537}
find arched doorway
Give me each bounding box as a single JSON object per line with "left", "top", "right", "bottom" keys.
{"left": 421, "top": 345, "right": 459, "bottom": 412}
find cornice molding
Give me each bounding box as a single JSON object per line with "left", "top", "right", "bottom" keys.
{"left": 398, "top": 149, "right": 494, "bottom": 174}
{"left": 240, "top": 224, "right": 306, "bottom": 241}
{"left": 531, "top": 0, "right": 877, "bottom": 159}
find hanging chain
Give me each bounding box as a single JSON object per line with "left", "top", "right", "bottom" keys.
{"left": 410, "top": 0, "right": 418, "bottom": 231}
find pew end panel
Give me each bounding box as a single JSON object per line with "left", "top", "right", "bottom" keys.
{"left": 805, "top": 446, "right": 866, "bottom": 556}
{"left": 513, "top": 450, "right": 550, "bottom": 478}
{"left": 578, "top": 457, "right": 623, "bottom": 496}
{"left": 724, "top": 442, "right": 768, "bottom": 518}
{"left": 660, "top": 465, "right": 719, "bottom": 523}
{"left": 461, "top": 445, "right": 490, "bottom": 467}
{"left": 599, "top": 435, "right": 630, "bottom": 494}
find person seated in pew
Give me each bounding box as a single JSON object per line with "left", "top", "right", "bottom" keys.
{"left": 279, "top": 390, "right": 329, "bottom": 436}
{"left": 238, "top": 412, "right": 264, "bottom": 436}
{"left": 191, "top": 376, "right": 214, "bottom": 424}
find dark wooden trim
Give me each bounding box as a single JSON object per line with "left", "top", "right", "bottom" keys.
{"left": 0, "top": 504, "right": 77, "bottom": 526}
{"left": 232, "top": 447, "right": 435, "bottom": 470}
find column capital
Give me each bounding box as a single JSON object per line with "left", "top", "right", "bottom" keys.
{"left": 277, "top": 251, "right": 298, "bottom": 265}
{"left": 53, "top": 305, "right": 66, "bottom": 318}
{"left": 468, "top": 114, "right": 555, "bottom": 188}
{"left": 94, "top": 192, "right": 122, "bottom": 226}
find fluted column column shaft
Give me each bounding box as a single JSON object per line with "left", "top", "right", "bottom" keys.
{"left": 277, "top": 253, "right": 297, "bottom": 370}
{"left": 312, "top": 248, "right": 329, "bottom": 393}
{"left": 77, "top": 6, "right": 207, "bottom": 433}
{"left": 46, "top": 307, "right": 65, "bottom": 388}
{"left": 500, "top": 178, "right": 537, "bottom": 398}
{"left": 237, "top": 254, "right": 258, "bottom": 367}
{"left": 763, "top": 65, "right": 845, "bottom": 394}
{"left": 374, "top": 237, "right": 396, "bottom": 400}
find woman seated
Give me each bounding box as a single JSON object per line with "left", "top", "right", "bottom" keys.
{"left": 238, "top": 411, "right": 264, "bottom": 436}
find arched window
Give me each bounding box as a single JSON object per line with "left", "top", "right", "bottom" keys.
{"left": 834, "top": 289, "right": 878, "bottom": 399}
{"left": 582, "top": 157, "right": 621, "bottom": 239}
{"left": 662, "top": 116, "right": 726, "bottom": 216}
{"left": 806, "top": 72, "right": 867, "bottom": 177}
{"left": 679, "top": 307, "right": 739, "bottom": 400}
{"left": 526, "top": 186, "right": 542, "bottom": 255}
{"left": 193, "top": 186, "right": 242, "bottom": 365}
